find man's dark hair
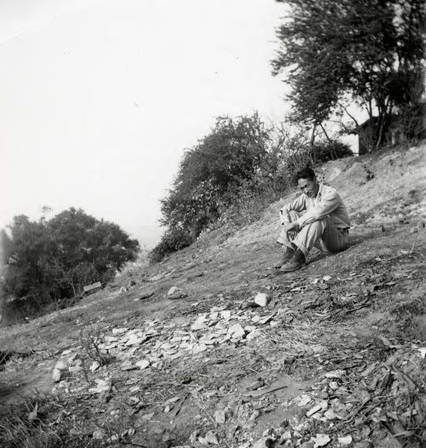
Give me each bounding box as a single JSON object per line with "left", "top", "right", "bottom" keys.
{"left": 295, "top": 166, "right": 316, "bottom": 181}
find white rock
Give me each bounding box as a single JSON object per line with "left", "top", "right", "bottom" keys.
{"left": 324, "top": 369, "right": 345, "bottom": 379}
{"left": 90, "top": 361, "right": 101, "bottom": 372}
{"left": 246, "top": 329, "right": 262, "bottom": 341}
{"left": 52, "top": 368, "right": 62, "bottom": 382}
{"left": 167, "top": 286, "right": 187, "bottom": 300}
{"left": 322, "top": 275, "right": 332, "bottom": 282}
{"left": 191, "top": 316, "right": 208, "bottom": 331}
{"left": 89, "top": 378, "right": 112, "bottom": 395}
{"left": 54, "top": 360, "right": 68, "bottom": 371}
{"left": 112, "top": 327, "right": 128, "bottom": 335}
{"left": 254, "top": 292, "right": 270, "bottom": 307}
{"left": 312, "top": 433, "right": 331, "bottom": 448}
{"left": 214, "top": 409, "right": 226, "bottom": 424}
{"left": 227, "top": 324, "right": 245, "bottom": 340}
{"left": 220, "top": 310, "right": 231, "bottom": 320}
{"left": 338, "top": 435, "right": 353, "bottom": 446}
{"left": 306, "top": 401, "right": 328, "bottom": 417}
{"left": 294, "top": 394, "right": 312, "bottom": 407}
{"left": 200, "top": 430, "right": 219, "bottom": 445}
{"left": 417, "top": 347, "right": 426, "bottom": 358}
{"left": 92, "top": 429, "right": 106, "bottom": 440}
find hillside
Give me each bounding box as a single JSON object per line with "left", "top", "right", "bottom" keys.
{"left": 0, "top": 142, "right": 425, "bottom": 448}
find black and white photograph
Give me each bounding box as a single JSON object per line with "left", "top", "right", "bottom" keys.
{"left": 0, "top": 1, "right": 425, "bottom": 447}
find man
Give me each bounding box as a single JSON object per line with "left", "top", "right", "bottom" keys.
{"left": 277, "top": 167, "right": 350, "bottom": 272}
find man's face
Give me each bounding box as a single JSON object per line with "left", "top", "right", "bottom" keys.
{"left": 298, "top": 177, "right": 318, "bottom": 198}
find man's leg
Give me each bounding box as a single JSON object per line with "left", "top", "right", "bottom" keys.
{"left": 280, "top": 219, "right": 327, "bottom": 272}
{"left": 276, "top": 211, "right": 299, "bottom": 268}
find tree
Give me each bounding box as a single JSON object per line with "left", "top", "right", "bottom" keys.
{"left": 160, "top": 113, "right": 271, "bottom": 238}
{"left": 1, "top": 209, "right": 139, "bottom": 315}
{"left": 272, "top": 0, "right": 424, "bottom": 149}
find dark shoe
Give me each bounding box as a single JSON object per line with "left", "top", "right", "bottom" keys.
{"left": 274, "top": 245, "right": 295, "bottom": 268}
{"left": 279, "top": 249, "right": 306, "bottom": 272}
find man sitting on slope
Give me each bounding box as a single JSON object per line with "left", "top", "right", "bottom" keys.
{"left": 276, "top": 167, "right": 350, "bottom": 272}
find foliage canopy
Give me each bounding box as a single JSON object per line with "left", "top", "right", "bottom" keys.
{"left": 1, "top": 208, "right": 139, "bottom": 315}
{"left": 272, "top": 0, "right": 425, "bottom": 147}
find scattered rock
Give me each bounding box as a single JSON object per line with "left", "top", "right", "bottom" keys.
{"left": 214, "top": 409, "right": 226, "bottom": 424}
{"left": 199, "top": 430, "right": 219, "bottom": 445}
{"left": 52, "top": 359, "right": 68, "bottom": 382}
{"left": 294, "top": 394, "right": 312, "bottom": 407}
{"left": 254, "top": 292, "right": 271, "bottom": 307}
{"left": 324, "top": 369, "right": 345, "bottom": 379}
{"left": 306, "top": 400, "right": 328, "bottom": 417}
{"left": 167, "top": 287, "right": 187, "bottom": 300}
{"left": 227, "top": 323, "right": 246, "bottom": 341}
{"left": 89, "top": 378, "right": 112, "bottom": 395}
{"left": 312, "top": 434, "right": 331, "bottom": 448}
{"left": 136, "top": 359, "right": 150, "bottom": 370}
{"left": 90, "top": 361, "right": 101, "bottom": 372}
{"left": 92, "top": 429, "right": 106, "bottom": 440}
{"left": 338, "top": 435, "right": 353, "bottom": 446}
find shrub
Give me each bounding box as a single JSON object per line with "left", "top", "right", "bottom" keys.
{"left": 1, "top": 209, "right": 139, "bottom": 319}
{"left": 148, "top": 227, "right": 193, "bottom": 263}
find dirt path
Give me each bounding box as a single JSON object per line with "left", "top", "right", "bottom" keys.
{"left": 0, "top": 143, "right": 425, "bottom": 448}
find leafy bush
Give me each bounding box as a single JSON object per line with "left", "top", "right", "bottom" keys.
{"left": 148, "top": 227, "right": 193, "bottom": 263}
{"left": 150, "top": 114, "right": 272, "bottom": 260}
{"left": 1, "top": 209, "right": 139, "bottom": 318}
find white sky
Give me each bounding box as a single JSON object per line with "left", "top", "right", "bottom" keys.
{"left": 0, "top": 0, "right": 290, "bottom": 247}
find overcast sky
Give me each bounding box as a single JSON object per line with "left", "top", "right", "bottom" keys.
{"left": 0, "top": 0, "right": 290, "bottom": 247}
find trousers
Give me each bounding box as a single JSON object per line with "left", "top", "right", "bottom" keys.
{"left": 277, "top": 210, "right": 349, "bottom": 256}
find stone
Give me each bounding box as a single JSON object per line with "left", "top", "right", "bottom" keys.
{"left": 312, "top": 434, "right": 331, "bottom": 448}
{"left": 52, "top": 368, "right": 62, "bottom": 382}
{"left": 306, "top": 401, "right": 328, "bottom": 417}
{"left": 90, "top": 361, "right": 101, "bottom": 372}
{"left": 92, "top": 429, "right": 106, "bottom": 440}
{"left": 294, "top": 394, "right": 312, "bottom": 407}
{"left": 89, "top": 378, "right": 112, "bottom": 395}
{"left": 214, "top": 409, "right": 226, "bottom": 424}
{"left": 136, "top": 359, "right": 150, "bottom": 370}
{"left": 199, "top": 430, "right": 219, "bottom": 445}
{"left": 167, "top": 286, "right": 187, "bottom": 300}
{"left": 191, "top": 315, "right": 208, "bottom": 331}
{"left": 254, "top": 292, "right": 270, "bottom": 307}
{"left": 227, "top": 324, "right": 246, "bottom": 340}
{"left": 338, "top": 435, "right": 353, "bottom": 446}
{"left": 112, "top": 328, "right": 128, "bottom": 335}
{"left": 52, "top": 359, "right": 68, "bottom": 382}
{"left": 324, "top": 369, "right": 345, "bottom": 379}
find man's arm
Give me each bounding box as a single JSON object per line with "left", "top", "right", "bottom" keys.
{"left": 296, "top": 189, "right": 341, "bottom": 227}
{"left": 280, "top": 195, "right": 306, "bottom": 221}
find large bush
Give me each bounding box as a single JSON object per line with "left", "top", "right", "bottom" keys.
{"left": 1, "top": 209, "right": 139, "bottom": 316}
{"left": 151, "top": 114, "right": 272, "bottom": 260}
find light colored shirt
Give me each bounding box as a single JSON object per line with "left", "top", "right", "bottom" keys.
{"left": 281, "top": 183, "right": 350, "bottom": 229}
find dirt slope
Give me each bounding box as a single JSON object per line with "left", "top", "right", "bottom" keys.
{"left": 0, "top": 142, "right": 425, "bottom": 448}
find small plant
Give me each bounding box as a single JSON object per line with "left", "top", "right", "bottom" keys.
{"left": 79, "top": 326, "right": 113, "bottom": 366}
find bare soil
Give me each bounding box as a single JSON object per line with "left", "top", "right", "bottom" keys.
{"left": 0, "top": 142, "right": 425, "bottom": 448}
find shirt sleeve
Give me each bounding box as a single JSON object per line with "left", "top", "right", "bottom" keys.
{"left": 296, "top": 189, "right": 341, "bottom": 227}
{"left": 280, "top": 195, "right": 307, "bottom": 220}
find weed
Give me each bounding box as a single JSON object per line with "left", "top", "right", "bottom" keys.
{"left": 0, "top": 394, "right": 103, "bottom": 448}
{"left": 79, "top": 325, "right": 113, "bottom": 366}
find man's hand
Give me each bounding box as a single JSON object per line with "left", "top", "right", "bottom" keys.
{"left": 283, "top": 222, "right": 299, "bottom": 234}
